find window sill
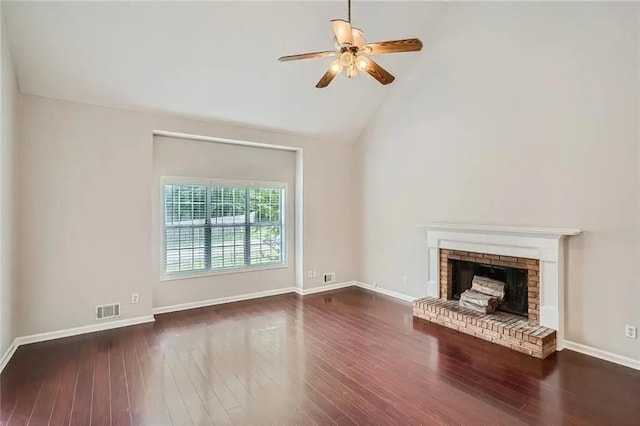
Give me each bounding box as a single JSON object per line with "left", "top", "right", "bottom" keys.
{"left": 160, "top": 263, "right": 288, "bottom": 282}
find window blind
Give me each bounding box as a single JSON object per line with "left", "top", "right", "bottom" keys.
{"left": 163, "top": 179, "right": 285, "bottom": 278}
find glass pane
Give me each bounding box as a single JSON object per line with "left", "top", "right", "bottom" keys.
{"left": 234, "top": 244, "right": 245, "bottom": 266}
{"left": 210, "top": 186, "right": 247, "bottom": 225}
{"left": 211, "top": 245, "right": 223, "bottom": 269}
{"left": 222, "top": 227, "right": 231, "bottom": 244}
{"left": 179, "top": 228, "right": 192, "bottom": 249}
{"left": 193, "top": 248, "right": 205, "bottom": 270}
{"left": 250, "top": 225, "right": 282, "bottom": 264}
{"left": 234, "top": 226, "right": 245, "bottom": 246}
{"left": 250, "top": 188, "right": 282, "bottom": 223}
{"left": 179, "top": 248, "right": 193, "bottom": 271}
{"left": 193, "top": 203, "right": 206, "bottom": 225}
{"left": 209, "top": 225, "right": 247, "bottom": 270}
{"left": 164, "top": 185, "right": 174, "bottom": 224}
{"left": 165, "top": 228, "right": 180, "bottom": 250}
{"left": 193, "top": 186, "right": 206, "bottom": 203}
{"left": 223, "top": 246, "right": 234, "bottom": 267}
{"left": 166, "top": 249, "right": 179, "bottom": 273}
{"left": 233, "top": 189, "right": 246, "bottom": 224}
{"left": 232, "top": 226, "right": 245, "bottom": 267}
{"left": 165, "top": 225, "right": 207, "bottom": 275}
{"left": 211, "top": 227, "right": 223, "bottom": 246}
{"left": 194, "top": 227, "right": 205, "bottom": 248}
{"left": 165, "top": 184, "right": 207, "bottom": 226}
{"left": 164, "top": 185, "right": 183, "bottom": 225}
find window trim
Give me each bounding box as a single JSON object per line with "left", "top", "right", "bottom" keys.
{"left": 160, "top": 176, "right": 288, "bottom": 282}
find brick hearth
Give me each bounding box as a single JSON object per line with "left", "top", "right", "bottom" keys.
{"left": 413, "top": 298, "right": 556, "bottom": 358}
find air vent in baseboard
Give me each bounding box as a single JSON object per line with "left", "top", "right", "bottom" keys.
{"left": 96, "top": 303, "right": 121, "bottom": 320}
{"left": 323, "top": 272, "right": 336, "bottom": 284}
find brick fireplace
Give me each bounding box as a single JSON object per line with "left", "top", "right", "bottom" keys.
{"left": 413, "top": 223, "right": 581, "bottom": 358}
{"left": 440, "top": 249, "right": 540, "bottom": 323}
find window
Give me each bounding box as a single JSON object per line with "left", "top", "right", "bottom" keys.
{"left": 162, "top": 178, "right": 285, "bottom": 279}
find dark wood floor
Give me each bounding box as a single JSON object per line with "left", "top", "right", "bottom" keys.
{"left": 1, "top": 288, "right": 639, "bottom": 425}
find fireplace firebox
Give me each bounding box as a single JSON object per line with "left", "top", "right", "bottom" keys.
{"left": 450, "top": 259, "right": 528, "bottom": 317}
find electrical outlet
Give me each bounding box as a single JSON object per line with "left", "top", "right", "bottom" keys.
{"left": 625, "top": 325, "right": 637, "bottom": 339}
{"left": 131, "top": 293, "right": 139, "bottom": 304}
{"left": 403, "top": 275, "right": 408, "bottom": 285}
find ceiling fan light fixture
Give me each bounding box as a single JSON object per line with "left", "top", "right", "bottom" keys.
{"left": 330, "top": 59, "right": 343, "bottom": 74}
{"left": 356, "top": 56, "right": 369, "bottom": 70}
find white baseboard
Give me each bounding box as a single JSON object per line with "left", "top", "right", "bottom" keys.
{"left": 153, "top": 281, "right": 359, "bottom": 314}
{"left": 152, "top": 287, "right": 297, "bottom": 315}
{"left": 564, "top": 340, "right": 640, "bottom": 371}
{"left": 15, "top": 315, "right": 156, "bottom": 347}
{"left": 1, "top": 315, "right": 155, "bottom": 373}
{"left": 0, "top": 339, "right": 19, "bottom": 373}
{"left": 354, "top": 281, "right": 417, "bottom": 303}
{"left": 295, "top": 281, "right": 355, "bottom": 296}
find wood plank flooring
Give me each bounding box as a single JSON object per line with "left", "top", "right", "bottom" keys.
{"left": 1, "top": 287, "right": 639, "bottom": 425}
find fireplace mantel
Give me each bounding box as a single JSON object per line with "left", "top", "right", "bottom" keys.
{"left": 420, "top": 222, "right": 581, "bottom": 350}
{"left": 418, "top": 222, "right": 582, "bottom": 237}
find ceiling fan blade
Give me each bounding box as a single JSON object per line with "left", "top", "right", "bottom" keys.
{"left": 365, "top": 38, "right": 423, "bottom": 54}
{"left": 316, "top": 68, "right": 337, "bottom": 89}
{"left": 279, "top": 51, "right": 337, "bottom": 62}
{"left": 352, "top": 27, "right": 366, "bottom": 48}
{"left": 331, "top": 19, "right": 353, "bottom": 45}
{"left": 364, "top": 59, "right": 395, "bottom": 85}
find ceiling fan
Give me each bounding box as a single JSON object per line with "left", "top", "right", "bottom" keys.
{"left": 278, "top": 0, "right": 423, "bottom": 88}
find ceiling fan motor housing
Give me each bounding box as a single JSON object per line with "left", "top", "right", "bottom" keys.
{"left": 340, "top": 51, "right": 355, "bottom": 67}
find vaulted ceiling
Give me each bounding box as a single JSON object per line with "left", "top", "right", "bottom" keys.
{"left": 2, "top": 1, "right": 443, "bottom": 142}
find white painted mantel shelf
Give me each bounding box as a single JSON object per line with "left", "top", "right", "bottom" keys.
{"left": 418, "top": 222, "right": 582, "bottom": 236}
{"left": 419, "top": 222, "right": 582, "bottom": 350}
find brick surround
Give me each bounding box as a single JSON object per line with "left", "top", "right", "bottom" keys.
{"left": 439, "top": 249, "right": 540, "bottom": 324}
{"left": 413, "top": 248, "right": 556, "bottom": 358}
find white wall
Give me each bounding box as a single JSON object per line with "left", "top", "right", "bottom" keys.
{"left": 0, "top": 11, "right": 18, "bottom": 357}
{"left": 152, "top": 136, "right": 296, "bottom": 308}
{"left": 17, "top": 95, "right": 358, "bottom": 337}
{"left": 357, "top": 2, "right": 640, "bottom": 360}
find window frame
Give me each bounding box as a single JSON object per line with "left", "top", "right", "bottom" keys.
{"left": 160, "top": 176, "right": 288, "bottom": 282}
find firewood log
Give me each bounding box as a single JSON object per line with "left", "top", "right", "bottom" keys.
{"left": 459, "top": 300, "right": 495, "bottom": 314}
{"left": 459, "top": 290, "right": 499, "bottom": 313}
{"left": 471, "top": 276, "right": 506, "bottom": 301}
